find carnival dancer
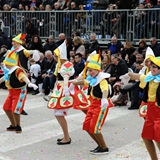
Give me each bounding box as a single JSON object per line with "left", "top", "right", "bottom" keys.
{"left": 47, "top": 41, "right": 87, "bottom": 145}
{"left": 128, "top": 56, "right": 160, "bottom": 160}
{"left": 0, "top": 51, "right": 38, "bottom": 133}
{"left": 74, "top": 53, "right": 112, "bottom": 154}
{"left": 138, "top": 47, "right": 154, "bottom": 118}
{"left": 4, "top": 33, "right": 40, "bottom": 115}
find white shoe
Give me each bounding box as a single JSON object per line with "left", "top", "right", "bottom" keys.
{"left": 37, "top": 92, "right": 45, "bottom": 96}
{"left": 48, "top": 92, "right": 52, "bottom": 97}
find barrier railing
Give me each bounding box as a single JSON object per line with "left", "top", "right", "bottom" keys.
{"left": 0, "top": 9, "right": 160, "bottom": 42}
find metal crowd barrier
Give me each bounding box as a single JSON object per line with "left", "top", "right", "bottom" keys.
{"left": 0, "top": 8, "right": 160, "bottom": 42}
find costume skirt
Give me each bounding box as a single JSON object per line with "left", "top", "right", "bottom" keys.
{"left": 48, "top": 81, "right": 88, "bottom": 110}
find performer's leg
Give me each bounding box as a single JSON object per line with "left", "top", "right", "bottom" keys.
{"left": 156, "top": 142, "right": 160, "bottom": 151}
{"left": 143, "top": 138, "right": 158, "bottom": 160}
{"left": 14, "top": 113, "right": 20, "bottom": 126}
{"left": 86, "top": 131, "right": 100, "bottom": 146}
{"left": 55, "top": 116, "right": 70, "bottom": 142}
{"left": 93, "top": 133, "right": 107, "bottom": 149}
{"left": 5, "top": 110, "right": 16, "bottom": 127}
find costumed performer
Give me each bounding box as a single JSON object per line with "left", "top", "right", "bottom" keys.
{"left": 47, "top": 41, "right": 88, "bottom": 145}
{"left": 75, "top": 54, "right": 112, "bottom": 154}
{"left": 2, "top": 33, "right": 40, "bottom": 115}
{"left": 138, "top": 47, "right": 154, "bottom": 118}
{"left": 128, "top": 56, "right": 160, "bottom": 160}
{"left": 0, "top": 50, "right": 38, "bottom": 133}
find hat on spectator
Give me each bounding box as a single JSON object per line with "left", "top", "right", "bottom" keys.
{"left": 12, "top": 33, "right": 26, "bottom": 44}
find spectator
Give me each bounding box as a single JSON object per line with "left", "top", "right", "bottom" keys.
{"left": 114, "top": 60, "right": 144, "bottom": 109}
{"left": 37, "top": 50, "right": 56, "bottom": 96}
{"left": 70, "top": 55, "right": 76, "bottom": 66}
{"left": 69, "top": 50, "right": 75, "bottom": 57}
{"left": 74, "top": 53, "right": 85, "bottom": 77}
{"left": 102, "top": 54, "right": 112, "bottom": 73}
{"left": 29, "top": 58, "right": 41, "bottom": 95}
{"left": 135, "top": 39, "right": 147, "bottom": 56}
{"left": 56, "top": 33, "right": 65, "bottom": 46}
{"left": 73, "top": 36, "right": 85, "bottom": 54}
{"left": 134, "top": 3, "right": 147, "bottom": 39}
{"left": 85, "top": 33, "right": 99, "bottom": 55}
{"left": 25, "top": 19, "right": 39, "bottom": 43}
{"left": 150, "top": 37, "right": 160, "bottom": 57}
{"left": 107, "top": 36, "right": 123, "bottom": 54}
{"left": 43, "top": 35, "right": 57, "bottom": 53}
{"left": 29, "top": 35, "right": 43, "bottom": 53}
{"left": 36, "top": 52, "right": 47, "bottom": 89}
{"left": 100, "top": 5, "right": 119, "bottom": 38}
{"left": 0, "top": 32, "right": 12, "bottom": 49}
{"left": 108, "top": 54, "right": 128, "bottom": 88}
{"left": 120, "top": 41, "right": 136, "bottom": 67}
{"left": 61, "top": 0, "right": 72, "bottom": 10}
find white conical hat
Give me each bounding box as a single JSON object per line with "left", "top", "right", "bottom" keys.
{"left": 141, "top": 47, "right": 155, "bottom": 66}
{"left": 54, "top": 41, "right": 67, "bottom": 60}
{"left": 145, "top": 46, "right": 155, "bottom": 60}
{"left": 87, "top": 50, "right": 97, "bottom": 62}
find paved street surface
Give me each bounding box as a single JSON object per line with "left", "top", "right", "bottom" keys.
{"left": 0, "top": 89, "right": 159, "bottom": 160}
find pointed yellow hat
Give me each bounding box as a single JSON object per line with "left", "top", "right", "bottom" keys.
{"left": 87, "top": 54, "right": 101, "bottom": 70}
{"left": 12, "top": 33, "right": 26, "bottom": 44}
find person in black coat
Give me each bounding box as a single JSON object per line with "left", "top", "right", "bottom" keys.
{"left": 43, "top": 35, "right": 58, "bottom": 53}
{"left": 25, "top": 19, "right": 39, "bottom": 43}
{"left": 74, "top": 53, "right": 85, "bottom": 78}
{"left": 29, "top": 35, "right": 43, "bottom": 53}
{"left": 108, "top": 54, "right": 128, "bottom": 87}
{"left": 85, "top": 33, "right": 100, "bottom": 55}
{"left": 150, "top": 37, "right": 160, "bottom": 57}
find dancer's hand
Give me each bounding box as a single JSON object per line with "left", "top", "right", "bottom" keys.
{"left": 28, "top": 83, "right": 38, "bottom": 90}
{"left": 101, "top": 98, "right": 108, "bottom": 109}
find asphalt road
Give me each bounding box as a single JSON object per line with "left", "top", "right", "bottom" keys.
{"left": 0, "top": 89, "right": 158, "bottom": 160}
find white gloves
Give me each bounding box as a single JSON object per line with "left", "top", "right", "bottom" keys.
{"left": 62, "top": 86, "right": 69, "bottom": 98}
{"left": 101, "top": 98, "right": 109, "bottom": 109}
{"left": 32, "top": 50, "right": 40, "bottom": 62}
{"left": 120, "top": 73, "right": 130, "bottom": 85}
{"left": 69, "top": 83, "right": 75, "bottom": 94}
{"left": 28, "top": 83, "right": 38, "bottom": 90}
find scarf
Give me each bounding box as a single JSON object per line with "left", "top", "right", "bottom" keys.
{"left": 145, "top": 71, "right": 160, "bottom": 83}
{"left": 86, "top": 75, "right": 97, "bottom": 86}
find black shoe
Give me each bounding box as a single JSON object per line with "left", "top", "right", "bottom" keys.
{"left": 7, "top": 125, "right": 16, "bottom": 131}
{"left": 21, "top": 110, "right": 28, "bottom": 115}
{"left": 57, "top": 138, "right": 71, "bottom": 145}
{"left": 128, "top": 107, "right": 139, "bottom": 110}
{"left": 16, "top": 125, "right": 22, "bottom": 133}
{"left": 32, "top": 91, "right": 39, "bottom": 95}
{"left": 43, "top": 96, "right": 49, "bottom": 102}
{"left": 91, "top": 147, "right": 109, "bottom": 155}
{"left": 128, "top": 103, "right": 140, "bottom": 110}
{"left": 57, "top": 138, "right": 63, "bottom": 142}
{"left": 89, "top": 146, "right": 100, "bottom": 153}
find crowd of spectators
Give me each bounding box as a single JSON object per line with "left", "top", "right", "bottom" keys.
{"left": 1, "top": 29, "right": 160, "bottom": 110}
{"left": 0, "top": 0, "right": 160, "bottom": 39}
